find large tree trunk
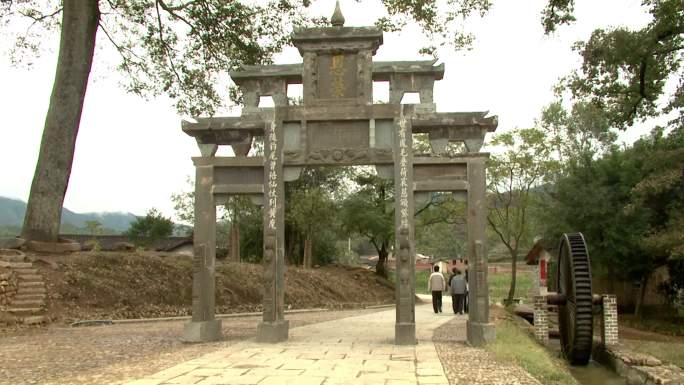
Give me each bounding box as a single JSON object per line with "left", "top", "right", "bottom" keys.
{"left": 21, "top": 0, "right": 99, "bottom": 242}
{"left": 635, "top": 274, "right": 649, "bottom": 319}
{"left": 507, "top": 247, "right": 518, "bottom": 302}
{"left": 303, "top": 233, "right": 313, "bottom": 269}
{"left": 376, "top": 243, "right": 388, "bottom": 278}
{"left": 229, "top": 223, "right": 240, "bottom": 262}
{"left": 285, "top": 225, "right": 297, "bottom": 265}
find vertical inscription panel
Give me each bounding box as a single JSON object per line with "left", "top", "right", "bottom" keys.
{"left": 262, "top": 118, "right": 285, "bottom": 324}
{"left": 317, "top": 54, "right": 358, "bottom": 100}
{"left": 393, "top": 112, "right": 416, "bottom": 345}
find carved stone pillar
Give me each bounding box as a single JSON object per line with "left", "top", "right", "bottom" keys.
{"left": 182, "top": 164, "right": 222, "bottom": 342}
{"left": 466, "top": 159, "right": 495, "bottom": 345}
{"left": 257, "top": 111, "right": 289, "bottom": 342}
{"left": 394, "top": 108, "right": 416, "bottom": 345}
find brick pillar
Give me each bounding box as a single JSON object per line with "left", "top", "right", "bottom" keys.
{"left": 601, "top": 294, "right": 618, "bottom": 346}
{"left": 533, "top": 295, "right": 548, "bottom": 345}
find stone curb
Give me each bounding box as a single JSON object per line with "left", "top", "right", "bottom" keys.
{"left": 72, "top": 304, "right": 394, "bottom": 326}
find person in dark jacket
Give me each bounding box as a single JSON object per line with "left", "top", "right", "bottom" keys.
{"left": 450, "top": 269, "right": 467, "bottom": 314}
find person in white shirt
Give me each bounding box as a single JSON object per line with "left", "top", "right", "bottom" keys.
{"left": 427, "top": 265, "right": 446, "bottom": 313}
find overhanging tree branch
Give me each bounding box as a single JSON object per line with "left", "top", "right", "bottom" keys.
{"left": 157, "top": 0, "right": 195, "bottom": 32}
{"left": 154, "top": 0, "right": 183, "bottom": 87}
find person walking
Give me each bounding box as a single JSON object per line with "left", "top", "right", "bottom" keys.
{"left": 450, "top": 269, "right": 467, "bottom": 314}
{"left": 428, "top": 265, "right": 445, "bottom": 313}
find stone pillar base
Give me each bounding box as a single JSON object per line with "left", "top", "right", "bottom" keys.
{"left": 467, "top": 321, "right": 495, "bottom": 346}
{"left": 257, "top": 320, "right": 289, "bottom": 343}
{"left": 182, "top": 319, "right": 222, "bottom": 343}
{"left": 395, "top": 322, "right": 416, "bottom": 345}
{"left": 26, "top": 239, "right": 81, "bottom": 253}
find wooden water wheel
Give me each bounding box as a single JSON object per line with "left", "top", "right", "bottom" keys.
{"left": 556, "top": 233, "right": 594, "bottom": 365}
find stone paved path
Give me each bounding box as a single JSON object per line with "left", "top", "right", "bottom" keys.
{"left": 126, "top": 300, "right": 463, "bottom": 385}
{"left": 0, "top": 308, "right": 388, "bottom": 385}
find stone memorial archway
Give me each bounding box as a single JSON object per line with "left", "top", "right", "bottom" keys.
{"left": 180, "top": 2, "right": 497, "bottom": 346}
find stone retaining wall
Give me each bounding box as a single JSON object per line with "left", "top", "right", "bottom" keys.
{"left": 0, "top": 269, "right": 18, "bottom": 310}
{"left": 594, "top": 344, "right": 684, "bottom": 385}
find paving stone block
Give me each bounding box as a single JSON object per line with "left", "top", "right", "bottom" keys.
{"left": 280, "top": 359, "right": 317, "bottom": 370}
{"left": 390, "top": 354, "right": 414, "bottom": 361}
{"left": 358, "top": 372, "right": 416, "bottom": 382}
{"left": 246, "top": 369, "right": 304, "bottom": 377}
{"left": 307, "top": 361, "right": 337, "bottom": 371}
{"left": 417, "top": 368, "right": 446, "bottom": 376}
{"left": 124, "top": 379, "right": 165, "bottom": 385}
{"left": 259, "top": 376, "right": 325, "bottom": 385}
{"left": 195, "top": 374, "right": 265, "bottom": 385}
{"left": 163, "top": 374, "right": 204, "bottom": 384}
{"left": 417, "top": 375, "right": 449, "bottom": 385}
{"left": 149, "top": 366, "right": 199, "bottom": 380}
{"left": 387, "top": 380, "right": 419, "bottom": 385}
{"left": 193, "top": 368, "right": 240, "bottom": 377}
{"left": 416, "top": 362, "right": 443, "bottom": 370}
{"left": 386, "top": 361, "right": 416, "bottom": 371}
{"left": 327, "top": 378, "right": 394, "bottom": 385}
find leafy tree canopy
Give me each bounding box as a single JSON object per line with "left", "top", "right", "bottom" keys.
{"left": 125, "top": 207, "right": 174, "bottom": 247}
{"left": 543, "top": 126, "right": 683, "bottom": 286}
{"left": 546, "top": 0, "right": 683, "bottom": 129}
{"left": 1, "top": 0, "right": 495, "bottom": 115}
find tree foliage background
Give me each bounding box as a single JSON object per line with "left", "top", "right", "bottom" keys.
{"left": 124, "top": 207, "right": 174, "bottom": 247}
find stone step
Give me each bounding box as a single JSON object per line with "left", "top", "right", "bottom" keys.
{"left": 14, "top": 293, "right": 46, "bottom": 301}
{"left": 8, "top": 307, "right": 42, "bottom": 316}
{"left": 8, "top": 262, "right": 32, "bottom": 269}
{"left": 11, "top": 299, "right": 45, "bottom": 308}
{"left": 18, "top": 281, "right": 45, "bottom": 288}
{"left": 23, "top": 315, "right": 47, "bottom": 325}
{"left": 17, "top": 287, "right": 46, "bottom": 294}
{"left": 14, "top": 268, "right": 38, "bottom": 275}
{"left": 18, "top": 274, "right": 43, "bottom": 282}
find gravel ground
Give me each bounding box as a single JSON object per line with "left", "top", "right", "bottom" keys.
{"left": 433, "top": 317, "right": 541, "bottom": 385}
{"left": 0, "top": 308, "right": 387, "bottom": 385}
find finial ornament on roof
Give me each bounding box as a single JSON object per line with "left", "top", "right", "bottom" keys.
{"left": 331, "top": 0, "right": 345, "bottom": 27}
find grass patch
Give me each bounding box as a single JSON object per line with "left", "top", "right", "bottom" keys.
{"left": 390, "top": 267, "right": 534, "bottom": 299}
{"left": 488, "top": 271, "right": 534, "bottom": 304}
{"left": 622, "top": 340, "right": 684, "bottom": 368}
{"left": 388, "top": 270, "right": 432, "bottom": 295}
{"left": 486, "top": 311, "right": 579, "bottom": 385}
{"left": 415, "top": 270, "right": 430, "bottom": 294}
{"left": 620, "top": 314, "right": 684, "bottom": 336}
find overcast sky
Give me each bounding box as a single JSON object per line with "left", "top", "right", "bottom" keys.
{"left": 0, "top": 0, "right": 655, "bottom": 220}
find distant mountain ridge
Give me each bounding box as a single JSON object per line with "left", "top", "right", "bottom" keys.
{"left": 0, "top": 196, "right": 138, "bottom": 232}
